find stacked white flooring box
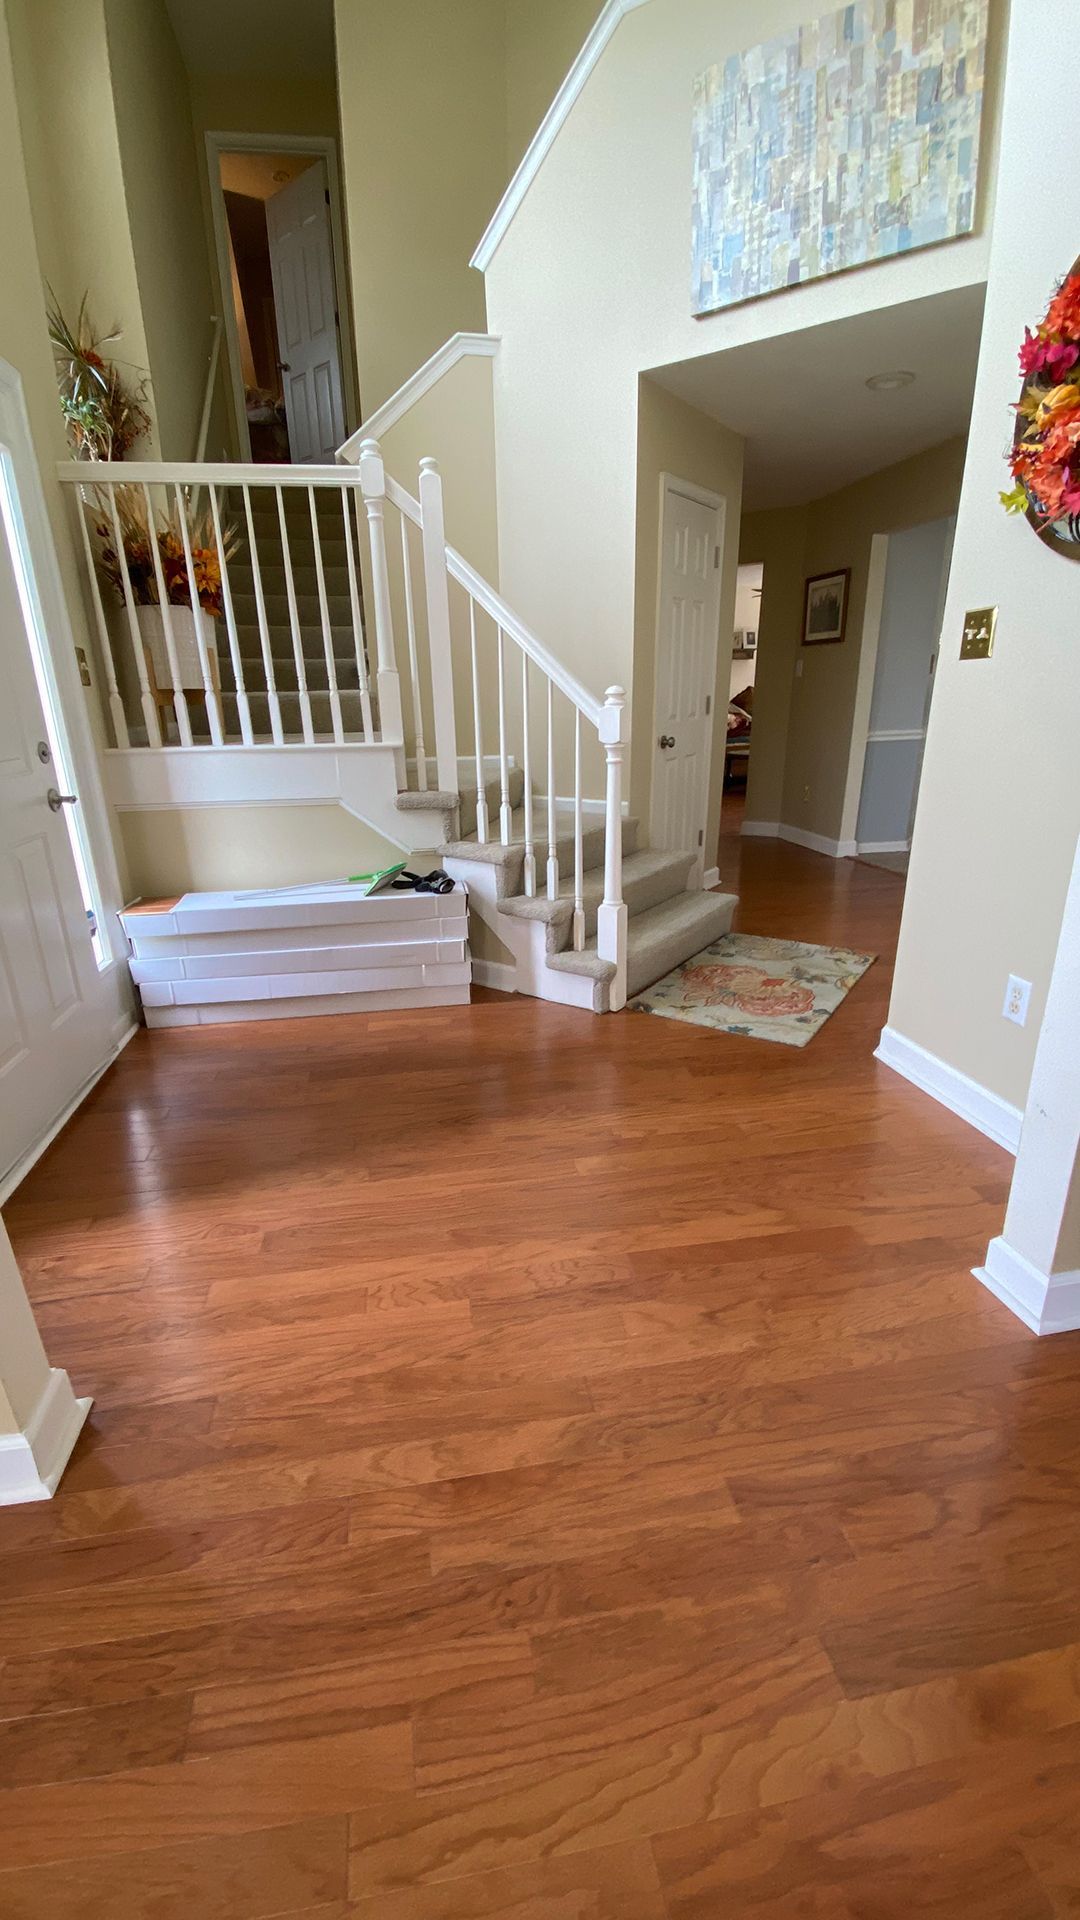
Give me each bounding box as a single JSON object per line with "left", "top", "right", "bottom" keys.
{"left": 119, "top": 885, "right": 471, "bottom": 1027}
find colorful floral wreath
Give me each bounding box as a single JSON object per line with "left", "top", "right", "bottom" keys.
{"left": 1002, "top": 266, "right": 1080, "bottom": 552}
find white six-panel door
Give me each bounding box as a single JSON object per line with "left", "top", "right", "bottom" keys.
{"left": 0, "top": 479, "right": 117, "bottom": 1187}
{"left": 650, "top": 480, "right": 724, "bottom": 874}
{"left": 265, "top": 161, "right": 346, "bottom": 464}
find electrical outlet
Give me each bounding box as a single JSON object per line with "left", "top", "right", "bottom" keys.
{"left": 803, "top": 784, "right": 811, "bottom": 802}
{"left": 1003, "top": 975, "right": 1032, "bottom": 1026}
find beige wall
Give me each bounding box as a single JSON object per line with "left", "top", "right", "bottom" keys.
{"left": 740, "top": 439, "right": 966, "bottom": 845}
{"left": 105, "top": 0, "right": 218, "bottom": 461}
{"left": 0, "top": 0, "right": 132, "bottom": 906}
{"left": 6, "top": 0, "right": 156, "bottom": 450}
{"left": 504, "top": 0, "right": 601, "bottom": 172}
{"left": 633, "top": 377, "right": 743, "bottom": 850}
{"left": 888, "top": 0, "right": 1080, "bottom": 1115}
{"left": 118, "top": 806, "right": 402, "bottom": 898}
{"left": 485, "top": 0, "right": 1006, "bottom": 838}
{"left": 335, "top": 0, "right": 505, "bottom": 416}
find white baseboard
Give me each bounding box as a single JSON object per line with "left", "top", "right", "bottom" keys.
{"left": 974, "top": 1236, "right": 1080, "bottom": 1335}
{"left": 875, "top": 1025, "right": 1023, "bottom": 1154}
{"left": 0, "top": 1023, "right": 138, "bottom": 1205}
{"left": 471, "top": 958, "right": 518, "bottom": 993}
{"left": 0, "top": 1369, "right": 91, "bottom": 1506}
{"left": 741, "top": 819, "right": 780, "bottom": 838}
{"left": 779, "top": 824, "right": 859, "bottom": 859}
{"left": 858, "top": 839, "right": 911, "bottom": 855}
{"left": 702, "top": 866, "right": 720, "bottom": 890}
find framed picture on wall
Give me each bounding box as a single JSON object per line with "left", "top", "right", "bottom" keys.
{"left": 802, "top": 569, "right": 850, "bottom": 646}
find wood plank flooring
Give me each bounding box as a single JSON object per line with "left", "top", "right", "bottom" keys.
{"left": 3, "top": 809, "right": 1079, "bottom": 1915}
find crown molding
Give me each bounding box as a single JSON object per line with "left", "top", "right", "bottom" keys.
{"left": 339, "top": 334, "right": 500, "bottom": 460}
{"left": 471, "top": 0, "right": 655, "bottom": 273}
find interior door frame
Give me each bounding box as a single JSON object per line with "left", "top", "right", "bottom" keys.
{"left": 649, "top": 472, "right": 726, "bottom": 880}
{"left": 205, "top": 131, "right": 359, "bottom": 462}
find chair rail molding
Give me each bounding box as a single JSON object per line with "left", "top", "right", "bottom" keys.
{"left": 471, "top": 0, "right": 656, "bottom": 273}
{"left": 338, "top": 335, "right": 500, "bottom": 460}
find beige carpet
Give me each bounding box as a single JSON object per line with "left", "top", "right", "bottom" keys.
{"left": 859, "top": 850, "right": 909, "bottom": 876}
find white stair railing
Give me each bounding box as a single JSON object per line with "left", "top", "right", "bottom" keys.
{"left": 377, "top": 445, "right": 628, "bottom": 1009}
{"left": 58, "top": 462, "right": 378, "bottom": 752}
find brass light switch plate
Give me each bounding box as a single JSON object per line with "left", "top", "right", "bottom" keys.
{"left": 960, "top": 607, "right": 997, "bottom": 660}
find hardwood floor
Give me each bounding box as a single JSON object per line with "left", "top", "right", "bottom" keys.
{"left": 2, "top": 810, "right": 1078, "bottom": 1916}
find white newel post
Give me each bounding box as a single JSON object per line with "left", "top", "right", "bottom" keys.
{"left": 358, "top": 438, "right": 405, "bottom": 780}
{"left": 0, "top": 1216, "right": 90, "bottom": 1504}
{"left": 418, "top": 458, "right": 459, "bottom": 795}
{"left": 596, "top": 685, "right": 628, "bottom": 1012}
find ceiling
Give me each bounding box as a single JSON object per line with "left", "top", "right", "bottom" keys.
{"left": 164, "top": 0, "right": 334, "bottom": 81}
{"left": 218, "top": 151, "right": 318, "bottom": 201}
{"left": 647, "top": 284, "right": 987, "bottom": 513}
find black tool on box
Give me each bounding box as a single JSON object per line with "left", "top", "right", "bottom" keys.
{"left": 391, "top": 869, "right": 455, "bottom": 896}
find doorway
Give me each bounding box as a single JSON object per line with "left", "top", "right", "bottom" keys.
{"left": 650, "top": 474, "right": 725, "bottom": 879}
{"left": 854, "top": 516, "right": 955, "bottom": 872}
{"left": 206, "top": 134, "right": 356, "bottom": 464}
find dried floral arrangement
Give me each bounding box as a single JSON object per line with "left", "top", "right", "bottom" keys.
{"left": 91, "top": 486, "right": 237, "bottom": 620}
{"left": 47, "top": 292, "right": 151, "bottom": 461}
{"left": 1002, "top": 265, "right": 1080, "bottom": 555}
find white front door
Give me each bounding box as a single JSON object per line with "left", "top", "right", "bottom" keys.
{"left": 0, "top": 461, "right": 117, "bottom": 1188}
{"left": 266, "top": 162, "right": 346, "bottom": 463}
{"left": 650, "top": 480, "right": 723, "bottom": 870}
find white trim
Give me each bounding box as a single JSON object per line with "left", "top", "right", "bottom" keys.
{"left": 204, "top": 132, "right": 358, "bottom": 459}
{"left": 651, "top": 473, "right": 725, "bottom": 883}
{"left": 338, "top": 335, "right": 499, "bottom": 460}
{"left": 470, "top": 957, "right": 517, "bottom": 993}
{"left": 974, "top": 1237, "right": 1080, "bottom": 1337}
{"left": 875, "top": 1024, "right": 1023, "bottom": 1154}
{"left": 471, "top": 0, "right": 655, "bottom": 271}
{"left": 0, "top": 1024, "right": 138, "bottom": 1206}
{"left": 839, "top": 532, "right": 889, "bottom": 851}
{"left": 779, "top": 824, "right": 858, "bottom": 859}
{"left": 858, "top": 839, "right": 911, "bottom": 855}
{"left": 0, "top": 1369, "right": 91, "bottom": 1506}
{"left": 866, "top": 728, "right": 926, "bottom": 743}
{"left": 702, "top": 866, "right": 720, "bottom": 890}
{"left": 741, "top": 819, "right": 780, "bottom": 838}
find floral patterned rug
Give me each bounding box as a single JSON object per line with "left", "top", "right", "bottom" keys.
{"left": 629, "top": 932, "right": 876, "bottom": 1047}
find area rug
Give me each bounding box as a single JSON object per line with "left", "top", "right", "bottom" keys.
{"left": 629, "top": 932, "right": 876, "bottom": 1047}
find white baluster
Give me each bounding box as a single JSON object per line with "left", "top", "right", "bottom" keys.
{"left": 399, "top": 511, "right": 428, "bottom": 789}
{"left": 496, "top": 626, "right": 512, "bottom": 845}
{"left": 546, "top": 678, "right": 558, "bottom": 900}
{"left": 418, "top": 457, "right": 458, "bottom": 796}
{"left": 275, "top": 487, "right": 313, "bottom": 744}
{"left": 469, "top": 598, "right": 489, "bottom": 843}
{"left": 105, "top": 484, "right": 160, "bottom": 747}
{"left": 210, "top": 483, "right": 252, "bottom": 745}
{"left": 75, "top": 486, "right": 128, "bottom": 747}
{"left": 174, "top": 484, "right": 223, "bottom": 746}
{"left": 142, "top": 482, "right": 191, "bottom": 747}
{"left": 309, "top": 485, "right": 344, "bottom": 746}
{"left": 521, "top": 653, "right": 535, "bottom": 897}
{"left": 341, "top": 486, "right": 373, "bottom": 741}
{"left": 241, "top": 484, "right": 283, "bottom": 744}
{"left": 596, "top": 685, "right": 628, "bottom": 1011}
{"left": 358, "top": 438, "right": 404, "bottom": 780}
{"left": 572, "top": 707, "right": 584, "bottom": 952}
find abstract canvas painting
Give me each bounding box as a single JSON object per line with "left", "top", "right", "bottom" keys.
{"left": 691, "top": 0, "right": 988, "bottom": 316}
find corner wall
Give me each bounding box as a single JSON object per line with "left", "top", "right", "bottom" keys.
{"left": 886, "top": 0, "right": 1080, "bottom": 1118}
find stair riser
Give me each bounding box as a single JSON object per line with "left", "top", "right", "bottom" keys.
{"left": 231, "top": 593, "right": 357, "bottom": 627}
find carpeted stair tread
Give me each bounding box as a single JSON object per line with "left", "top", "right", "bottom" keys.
{"left": 549, "top": 888, "right": 739, "bottom": 1011}
{"left": 441, "top": 808, "right": 639, "bottom": 877}
{"left": 501, "top": 847, "right": 698, "bottom": 946}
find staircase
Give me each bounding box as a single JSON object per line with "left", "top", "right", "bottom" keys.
{"left": 61, "top": 450, "right": 738, "bottom": 1016}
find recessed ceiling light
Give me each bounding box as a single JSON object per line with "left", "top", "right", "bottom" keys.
{"left": 865, "top": 370, "right": 916, "bottom": 391}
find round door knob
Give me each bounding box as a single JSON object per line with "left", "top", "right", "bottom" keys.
{"left": 658, "top": 734, "right": 676, "bottom": 749}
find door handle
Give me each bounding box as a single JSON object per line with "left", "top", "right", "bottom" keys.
{"left": 47, "top": 787, "right": 78, "bottom": 811}
{"left": 657, "top": 734, "right": 676, "bottom": 749}
{"left": 277, "top": 361, "right": 291, "bottom": 373}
